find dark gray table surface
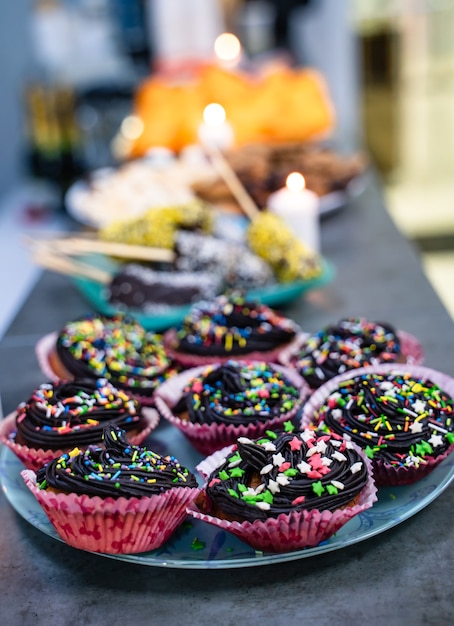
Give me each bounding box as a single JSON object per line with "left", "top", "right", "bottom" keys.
{"left": 1, "top": 172, "right": 453, "bottom": 626}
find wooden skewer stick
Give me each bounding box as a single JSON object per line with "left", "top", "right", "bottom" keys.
{"left": 31, "top": 249, "right": 111, "bottom": 284}
{"left": 202, "top": 142, "right": 260, "bottom": 221}
{"left": 25, "top": 235, "right": 175, "bottom": 263}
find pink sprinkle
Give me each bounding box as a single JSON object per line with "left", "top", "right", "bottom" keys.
{"left": 292, "top": 495, "right": 306, "bottom": 505}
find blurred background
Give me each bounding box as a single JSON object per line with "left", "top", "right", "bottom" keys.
{"left": 1, "top": 0, "right": 453, "bottom": 335}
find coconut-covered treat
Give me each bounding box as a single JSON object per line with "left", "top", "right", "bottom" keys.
{"left": 304, "top": 367, "right": 454, "bottom": 485}
{"left": 22, "top": 426, "right": 200, "bottom": 554}
{"left": 154, "top": 360, "right": 308, "bottom": 454}
{"left": 107, "top": 264, "right": 222, "bottom": 314}
{"left": 188, "top": 428, "right": 377, "bottom": 552}
{"left": 174, "top": 231, "right": 275, "bottom": 290}
{"left": 41, "top": 313, "right": 177, "bottom": 401}
{"left": 287, "top": 317, "right": 423, "bottom": 389}
{"left": 0, "top": 378, "right": 158, "bottom": 470}
{"left": 163, "top": 294, "right": 300, "bottom": 367}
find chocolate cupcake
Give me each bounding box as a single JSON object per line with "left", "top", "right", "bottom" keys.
{"left": 37, "top": 313, "right": 177, "bottom": 403}
{"left": 163, "top": 294, "right": 300, "bottom": 367}
{"left": 188, "top": 429, "right": 377, "bottom": 552}
{"left": 22, "top": 426, "right": 200, "bottom": 554}
{"left": 284, "top": 317, "right": 423, "bottom": 389}
{"left": 302, "top": 364, "right": 454, "bottom": 485}
{"left": 0, "top": 378, "right": 159, "bottom": 470}
{"left": 154, "top": 360, "right": 308, "bottom": 454}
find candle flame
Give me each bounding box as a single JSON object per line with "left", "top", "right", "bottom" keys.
{"left": 214, "top": 33, "right": 241, "bottom": 63}
{"left": 203, "top": 103, "right": 227, "bottom": 127}
{"left": 120, "top": 115, "right": 144, "bottom": 140}
{"left": 286, "top": 172, "right": 306, "bottom": 192}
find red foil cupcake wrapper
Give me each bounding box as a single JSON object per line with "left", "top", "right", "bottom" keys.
{"left": 35, "top": 332, "right": 164, "bottom": 407}
{"left": 163, "top": 328, "right": 303, "bottom": 368}
{"left": 188, "top": 443, "right": 377, "bottom": 553}
{"left": 300, "top": 363, "right": 454, "bottom": 486}
{"left": 278, "top": 329, "right": 424, "bottom": 369}
{"left": 0, "top": 408, "right": 159, "bottom": 471}
{"left": 22, "top": 469, "right": 200, "bottom": 554}
{"left": 154, "top": 362, "right": 309, "bottom": 456}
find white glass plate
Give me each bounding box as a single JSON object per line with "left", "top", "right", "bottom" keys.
{"left": 65, "top": 168, "right": 367, "bottom": 229}
{"left": 1, "top": 421, "right": 454, "bottom": 570}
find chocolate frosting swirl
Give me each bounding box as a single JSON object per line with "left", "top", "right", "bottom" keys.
{"left": 174, "top": 295, "right": 297, "bottom": 356}
{"left": 173, "top": 361, "right": 302, "bottom": 425}
{"left": 205, "top": 429, "right": 368, "bottom": 521}
{"left": 313, "top": 372, "right": 454, "bottom": 468}
{"left": 36, "top": 426, "right": 198, "bottom": 498}
{"left": 56, "top": 313, "right": 175, "bottom": 396}
{"left": 294, "top": 318, "right": 402, "bottom": 388}
{"left": 15, "top": 379, "right": 145, "bottom": 450}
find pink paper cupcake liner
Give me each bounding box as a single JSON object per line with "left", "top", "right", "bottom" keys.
{"left": 0, "top": 408, "right": 159, "bottom": 471}
{"left": 22, "top": 469, "right": 200, "bottom": 554}
{"left": 187, "top": 443, "right": 377, "bottom": 553}
{"left": 162, "top": 328, "right": 303, "bottom": 369}
{"left": 35, "top": 331, "right": 168, "bottom": 407}
{"left": 300, "top": 363, "right": 454, "bottom": 486}
{"left": 35, "top": 332, "right": 63, "bottom": 381}
{"left": 154, "top": 363, "right": 309, "bottom": 455}
{"left": 278, "top": 330, "right": 424, "bottom": 368}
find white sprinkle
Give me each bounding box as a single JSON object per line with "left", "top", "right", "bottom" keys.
{"left": 332, "top": 451, "right": 347, "bottom": 462}
{"left": 260, "top": 463, "right": 274, "bottom": 475}
{"left": 268, "top": 479, "right": 280, "bottom": 494}
{"left": 428, "top": 433, "right": 444, "bottom": 447}
{"left": 350, "top": 462, "right": 363, "bottom": 474}
{"left": 272, "top": 453, "right": 286, "bottom": 466}
{"left": 331, "top": 480, "right": 345, "bottom": 490}
{"left": 238, "top": 437, "right": 253, "bottom": 444}
{"left": 321, "top": 457, "right": 333, "bottom": 466}
{"left": 297, "top": 461, "right": 312, "bottom": 474}
{"left": 255, "top": 502, "right": 271, "bottom": 510}
{"left": 410, "top": 421, "right": 423, "bottom": 434}
{"left": 276, "top": 474, "right": 290, "bottom": 486}
{"left": 261, "top": 441, "right": 277, "bottom": 452}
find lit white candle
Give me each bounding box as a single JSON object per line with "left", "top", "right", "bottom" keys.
{"left": 214, "top": 32, "right": 242, "bottom": 69}
{"left": 198, "top": 103, "right": 234, "bottom": 150}
{"left": 268, "top": 172, "right": 320, "bottom": 252}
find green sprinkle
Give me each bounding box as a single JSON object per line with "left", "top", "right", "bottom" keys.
{"left": 219, "top": 470, "right": 229, "bottom": 481}
{"left": 265, "top": 430, "right": 278, "bottom": 439}
{"left": 227, "top": 488, "right": 239, "bottom": 498}
{"left": 365, "top": 445, "right": 375, "bottom": 459}
{"left": 326, "top": 485, "right": 338, "bottom": 495}
{"left": 446, "top": 432, "right": 454, "bottom": 444}
{"left": 312, "top": 481, "right": 325, "bottom": 496}
{"left": 284, "top": 468, "right": 298, "bottom": 477}
{"left": 415, "top": 441, "right": 433, "bottom": 457}
{"left": 284, "top": 421, "right": 295, "bottom": 432}
{"left": 230, "top": 467, "right": 245, "bottom": 478}
{"left": 260, "top": 489, "right": 274, "bottom": 504}
{"left": 191, "top": 537, "right": 205, "bottom": 551}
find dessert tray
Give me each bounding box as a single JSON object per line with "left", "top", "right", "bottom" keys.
{"left": 72, "top": 256, "right": 335, "bottom": 332}
{"left": 64, "top": 161, "right": 367, "bottom": 229}
{"left": 1, "top": 419, "right": 453, "bottom": 570}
